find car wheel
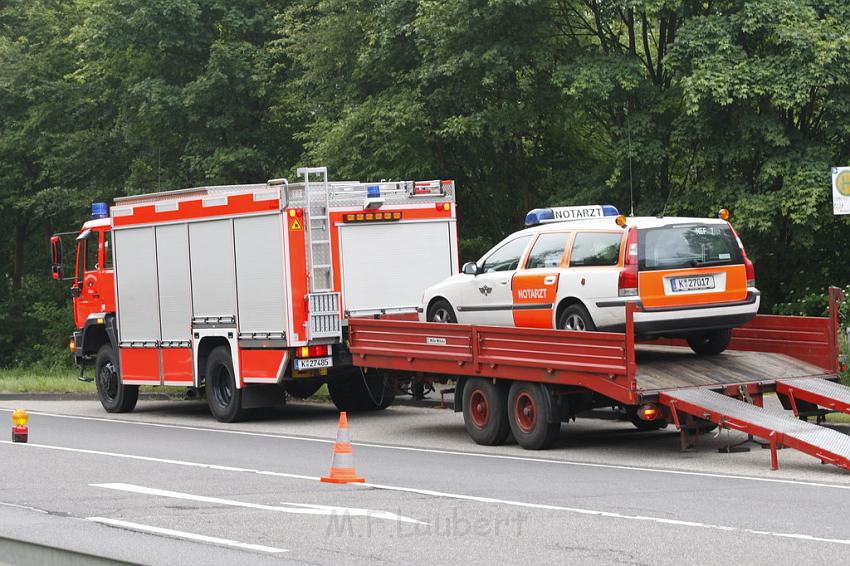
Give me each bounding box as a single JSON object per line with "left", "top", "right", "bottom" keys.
{"left": 687, "top": 329, "right": 732, "bottom": 355}
{"left": 462, "top": 378, "right": 510, "bottom": 446}
{"left": 427, "top": 299, "right": 457, "bottom": 323}
{"left": 205, "top": 346, "right": 247, "bottom": 422}
{"left": 95, "top": 344, "right": 138, "bottom": 413}
{"left": 558, "top": 304, "right": 596, "bottom": 331}
{"left": 507, "top": 382, "right": 560, "bottom": 450}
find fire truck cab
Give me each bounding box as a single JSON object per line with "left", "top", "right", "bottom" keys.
{"left": 51, "top": 167, "right": 458, "bottom": 422}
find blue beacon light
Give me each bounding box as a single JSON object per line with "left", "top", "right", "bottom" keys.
{"left": 91, "top": 202, "right": 109, "bottom": 219}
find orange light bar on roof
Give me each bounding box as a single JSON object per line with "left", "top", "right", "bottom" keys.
{"left": 344, "top": 211, "right": 403, "bottom": 223}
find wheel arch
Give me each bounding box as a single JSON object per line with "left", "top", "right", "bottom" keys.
{"left": 555, "top": 297, "right": 588, "bottom": 327}
{"left": 196, "top": 336, "right": 231, "bottom": 385}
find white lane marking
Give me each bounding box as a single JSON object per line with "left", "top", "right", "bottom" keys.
{"left": 3, "top": 408, "right": 850, "bottom": 492}
{"left": 86, "top": 517, "right": 286, "bottom": 553}
{"left": 0, "top": 501, "right": 49, "bottom": 514}
{"left": 92, "top": 483, "right": 426, "bottom": 525}
{"left": 356, "top": 481, "right": 850, "bottom": 546}
{"left": 4, "top": 440, "right": 850, "bottom": 547}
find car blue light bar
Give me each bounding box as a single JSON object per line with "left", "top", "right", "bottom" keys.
{"left": 91, "top": 202, "right": 109, "bottom": 219}
{"left": 525, "top": 205, "right": 619, "bottom": 227}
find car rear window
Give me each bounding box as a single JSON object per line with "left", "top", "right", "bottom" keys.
{"left": 638, "top": 223, "right": 743, "bottom": 271}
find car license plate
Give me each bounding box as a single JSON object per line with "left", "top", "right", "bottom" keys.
{"left": 294, "top": 357, "right": 333, "bottom": 370}
{"left": 670, "top": 275, "right": 715, "bottom": 292}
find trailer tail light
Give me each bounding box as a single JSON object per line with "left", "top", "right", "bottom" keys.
{"left": 637, "top": 403, "right": 659, "bottom": 421}
{"left": 618, "top": 227, "right": 639, "bottom": 297}
{"left": 296, "top": 345, "right": 331, "bottom": 358}
{"left": 435, "top": 202, "right": 451, "bottom": 212}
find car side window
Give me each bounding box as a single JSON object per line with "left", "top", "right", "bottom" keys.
{"left": 569, "top": 232, "right": 622, "bottom": 267}
{"left": 104, "top": 231, "right": 113, "bottom": 269}
{"left": 481, "top": 236, "right": 532, "bottom": 273}
{"left": 525, "top": 233, "right": 570, "bottom": 269}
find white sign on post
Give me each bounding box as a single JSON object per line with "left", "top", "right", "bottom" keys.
{"left": 832, "top": 166, "right": 850, "bottom": 215}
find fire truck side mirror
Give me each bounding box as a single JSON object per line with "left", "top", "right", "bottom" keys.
{"left": 50, "top": 236, "right": 63, "bottom": 280}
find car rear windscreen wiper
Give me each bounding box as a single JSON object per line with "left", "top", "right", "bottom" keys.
{"left": 690, "top": 259, "right": 731, "bottom": 267}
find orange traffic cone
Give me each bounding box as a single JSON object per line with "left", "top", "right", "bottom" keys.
{"left": 321, "top": 412, "right": 365, "bottom": 484}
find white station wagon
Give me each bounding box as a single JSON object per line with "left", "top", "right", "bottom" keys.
{"left": 420, "top": 205, "right": 759, "bottom": 354}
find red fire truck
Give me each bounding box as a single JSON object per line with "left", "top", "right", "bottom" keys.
{"left": 50, "top": 167, "right": 458, "bottom": 422}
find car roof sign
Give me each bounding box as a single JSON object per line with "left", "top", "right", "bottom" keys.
{"left": 525, "top": 205, "right": 619, "bottom": 227}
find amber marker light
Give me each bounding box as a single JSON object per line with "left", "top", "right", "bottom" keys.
{"left": 615, "top": 215, "right": 627, "bottom": 228}
{"left": 11, "top": 408, "right": 28, "bottom": 443}
{"left": 719, "top": 208, "right": 730, "bottom": 221}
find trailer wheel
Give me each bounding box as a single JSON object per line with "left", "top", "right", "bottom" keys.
{"left": 508, "top": 382, "right": 560, "bottom": 450}
{"left": 328, "top": 368, "right": 395, "bottom": 412}
{"left": 462, "top": 378, "right": 510, "bottom": 446}
{"left": 95, "top": 344, "right": 138, "bottom": 413}
{"left": 558, "top": 304, "right": 596, "bottom": 331}
{"left": 205, "top": 346, "right": 247, "bottom": 423}
{"left": 687, "top": 329, "right": 732, "bottom": 355}
{"left": 427, "top": 299, "right": 457, "bottom": 323}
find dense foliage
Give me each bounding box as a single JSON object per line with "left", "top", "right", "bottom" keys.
{"left": 2, "top": 0, "right": 849, "bottom": 366}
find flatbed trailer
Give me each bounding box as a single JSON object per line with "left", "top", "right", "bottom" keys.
{"left": 348, "top": 287, "right": 850, "bottom": 471}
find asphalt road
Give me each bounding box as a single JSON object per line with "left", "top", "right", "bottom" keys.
{"left": 2, "top": 398, "right": 850, "bottom": 565}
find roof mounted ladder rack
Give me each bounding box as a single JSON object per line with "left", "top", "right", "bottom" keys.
{"left": 296, "top": 166, "right": 341, "bottom": 341}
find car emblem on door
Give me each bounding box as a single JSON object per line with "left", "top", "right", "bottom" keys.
{"left": 479, "top": 285, "right": 492, "bottom": 296}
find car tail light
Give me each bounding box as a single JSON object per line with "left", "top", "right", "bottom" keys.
{"left": 296, "top": 345, "right": 330, "bottom": 358}
{"left": 730, "top": 226, "right": 756, "bottom": 288}
{"left": 618, "top": 227, "right": 639, "bottom": 297}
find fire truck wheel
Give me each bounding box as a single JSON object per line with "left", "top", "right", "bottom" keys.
{"left": 686, "top": 329, "right": 732, "bottom": 355}
{"left": 558, "top": 304, "right": 596, "bottom": 332}
{"left": 205, "top": 346, "right": 247, "bottom": 422}
{"left": 328, "top": 369, "right": 396, "bottom": 412}
{"left": 427, "top": 299, "right": 457, "bottom": 323}
{"left": 95, "top": 344, "right": 139, "bottom": 413}
{"left": 462, "top": 378, "right": 510, "bottom": 446}
{"left": 507, "top": 382, "right": 560, "bottom": 450}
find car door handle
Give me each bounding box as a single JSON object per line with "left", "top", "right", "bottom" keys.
{"left": 544, "top": 275, "right": 557, "bottom": 285}
{"left": 499, "top": 280, "right": 509, "bottom": 286}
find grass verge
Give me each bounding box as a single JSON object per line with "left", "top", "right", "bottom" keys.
{"left": 0, "top": 367, "right": 92, "bottom": 393}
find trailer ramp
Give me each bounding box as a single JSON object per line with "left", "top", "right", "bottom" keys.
{"left": 659, "top": 388, "right": 850, "bottom": 471}
{"left": 776, "top": 378, "right": 850, "bottom": 416}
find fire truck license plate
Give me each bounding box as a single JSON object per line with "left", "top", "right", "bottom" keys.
{"left": 670, "top": 275, "right": 715, "bottom": 292}
{"left": 294, "top": 357, "right": 333, "bottom": 370}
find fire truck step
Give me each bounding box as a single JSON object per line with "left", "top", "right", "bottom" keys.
{"left": 659, "top": 387, "right": 850, "bottom": 471}
{"left": 776, "top": 378, "right": 850, "bottom": 415}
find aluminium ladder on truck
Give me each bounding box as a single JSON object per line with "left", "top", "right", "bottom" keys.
{"left": 347, "top": 286, "right": 850, "bottom": 472}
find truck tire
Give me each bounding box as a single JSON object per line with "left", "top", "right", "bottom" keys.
{"left": 328, "top": 368, "right": 395, "bottom": 412}
{"left": 427, "top": 299, "right": 457, "bottom": 323}
{"left": 205, "top": 346, "right": 247, "bottom": 423}
{"left": 558, "top": 304, "right": 596, "bottom": 331}
{"left": 687, "top": 329, "right": 732, "bottom": 355}
{"left": 507, "top": 382, "right": 560, "bottom": 450}
{"left": 95, "top": 344, "right": 138, "bottom": 413}
{"left": 462, "top": 377, "right": 510, "bottom": 446}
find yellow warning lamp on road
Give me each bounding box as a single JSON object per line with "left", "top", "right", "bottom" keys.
{"left": 11, "top": 408, "right": 28, "bottom": 443}
{"left": 718, "top": 208, "right": 730, "bottom": 221}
